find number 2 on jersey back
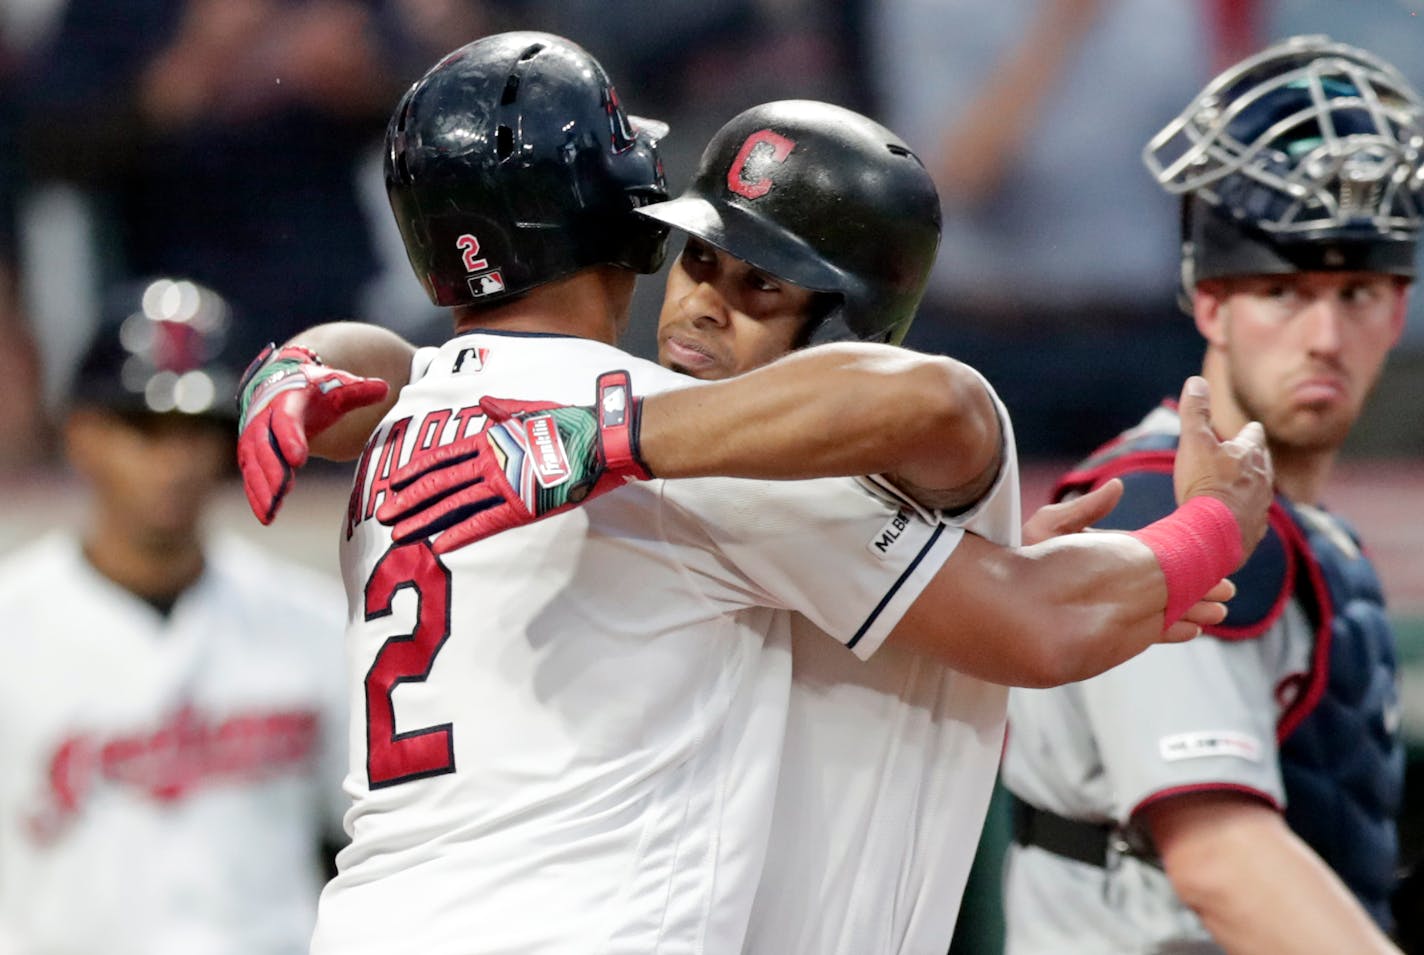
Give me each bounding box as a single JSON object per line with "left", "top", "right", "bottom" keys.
{"left": 363, "top": 541, "right": 455, "bottom": 788}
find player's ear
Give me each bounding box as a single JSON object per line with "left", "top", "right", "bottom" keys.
{"left": 1388, "top": 278, "right": 1411, "bottom": 346}
{"left": 62, "top": 407, "right": 108, "bottom": 476}
{"left": 1191, "top": 280, "right": 1229, "bottom": 347}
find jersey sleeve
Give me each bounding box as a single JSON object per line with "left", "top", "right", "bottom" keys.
{"left": 1080, "top": 634, "right": 1286, "bottom": 823}
{"left": 856, "top": 370, "right": 1022, "bottom": 549}
{"left": 658, "top": 475, "right": 963, "bottom": 660}
{"left": 408, "top": 345, "right": 442, "bottom": 384}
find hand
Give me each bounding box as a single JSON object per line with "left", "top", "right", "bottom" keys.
{"left": 377, "top": 371, "right": 650, "bottom": 553}
{"left": 1164, "top": 576, "right": 1236, "bottom": 643}
{"left": 236, "top": 343, "right": 388, "bottom": 524}
{"left": 1021, "top": 478, "right": 1124, "bottom": 546}
{"left": 1023, "top": 477, "right": 1233, "bottom": 641}
{"left": 1172, "top": 376, "right": 1273, "bottom": 562}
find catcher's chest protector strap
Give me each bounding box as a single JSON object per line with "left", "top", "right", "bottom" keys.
{"left": 1275, "top": 499, "right": 1401, "bottom": 930}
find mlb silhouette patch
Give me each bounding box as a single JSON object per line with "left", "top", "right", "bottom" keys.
{"left": 467, "top": 271, "right": 506, "bottom": 297}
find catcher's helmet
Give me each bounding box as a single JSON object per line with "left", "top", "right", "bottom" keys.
{"left": 70, "top": 277, "right": 242, "bottom": 421}
{"left": 638, "top": 100, "right": 941, "bottom": 345}
{"left": 385, "top": 32, "right": 670, "bottom": 309}
{"left": 1144, "top": 35, "right": 1424, "bottom": 293}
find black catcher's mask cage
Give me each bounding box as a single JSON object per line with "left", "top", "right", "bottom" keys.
{"left": 1144, "top": 34, "right": 1424, "bottom": 288}
{"left": 637, "top": 99, "right": 942, "bottom": 346}
{"left": 71, "top": 277, "right": 241, "bottom": 422}
{"left": 385, "top": 32, "right": 670, "bottom": 309}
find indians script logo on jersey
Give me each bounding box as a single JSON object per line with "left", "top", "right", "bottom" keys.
{"left": 27, "top": 704, "right": 320, "bottom": 843}
{"left": 726, "top": 129, "right": 796, "bottom": 200}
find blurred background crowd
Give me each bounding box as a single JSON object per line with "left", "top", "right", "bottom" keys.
{"left": 2, "top": 0, "right": 1424, "bottom": 465}
{"left": 0, "top": 1, "right": 1421, "bottom": 952}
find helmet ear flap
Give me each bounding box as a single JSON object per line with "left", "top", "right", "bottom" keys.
{"left": 1175, "top": 195, "right": 1197, "bottom": 314}
{"left": 1178, "top": 242, "right": 1198, "bottom": 313}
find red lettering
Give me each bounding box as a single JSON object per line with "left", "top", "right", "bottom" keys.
{"left": 452, "top": 404, "right": 485, "bottom": 440}
{"left": 346, "top": 436, "right": 379, "bottom": 540}
{"left": 415, "top": 409, "right": 452, "bottom": 454}
{"left": 364, "top": 418, "right": 412, "bottom": 523}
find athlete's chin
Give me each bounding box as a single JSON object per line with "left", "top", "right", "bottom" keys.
{"left": 1270, "top": 409, "right": 1356, "bottom": 452}
{"left": 666, "top": 362, "right": 724, "bottom": 380}
{"left": 659, "top": 338, "right": 728, "bottom": 379}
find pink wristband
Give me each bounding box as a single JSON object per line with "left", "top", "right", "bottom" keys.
{"left": 1129, "top": 496, "right": 1245, "bottom": 631}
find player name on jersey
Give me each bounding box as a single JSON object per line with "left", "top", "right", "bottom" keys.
{"left": 345, "top": 404, "right": 485, "bottom": 539}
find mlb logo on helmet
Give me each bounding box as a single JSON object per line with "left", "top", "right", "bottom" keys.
{"left": 726, "top": 129, "right": 796, "bottom": 200}
{"left": 467, "top": 271, "right": 506, "bottom": 297}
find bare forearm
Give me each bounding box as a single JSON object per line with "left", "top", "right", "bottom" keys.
{"left": 889, "top": 531, "right": 1175, "bottom": 687}
{"left": 289, "top": 322, "right": 413, "bottom": 460}
{"left": 637, "top": 343, "right": 1000, "bottom": 495}
{"left": 1152, "top": 800, "right": 1400, "bottom": 955}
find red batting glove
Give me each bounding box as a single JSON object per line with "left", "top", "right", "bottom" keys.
{"left": 235, "top": 343, "right": 389, "bottom": 524}
{"left": 376, "top": 370, "right": 649, "bottom": 553}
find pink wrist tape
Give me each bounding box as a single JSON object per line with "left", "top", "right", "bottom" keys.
{"left": 1129, "top": 496, "right": 1244, "bottom": 631}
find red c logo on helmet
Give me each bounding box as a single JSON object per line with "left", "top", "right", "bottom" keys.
{"left": 726, "top": 129, "right": 796, "bottom": 200}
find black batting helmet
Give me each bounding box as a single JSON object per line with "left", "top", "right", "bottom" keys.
{"left": 70, "top": 277, "right": 242, "bottom": 421}
{"left": 638, "top": 100, "right": 942, "bottom": 346}
{"left": 1144, "top": 35, "right": 1424, "bottom": 296}
{"left": 385, "top": 32, "right": 670, "bottom": 309}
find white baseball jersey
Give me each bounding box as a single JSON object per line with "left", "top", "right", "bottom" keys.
{"left": 0, "top": 532, "right": 348, "bottom": 955}
{"left": 312, "top": 331, "right": 965, "bottom": 955}
{"left": 745, "top": 381, "right": 1021, "bottom": 955}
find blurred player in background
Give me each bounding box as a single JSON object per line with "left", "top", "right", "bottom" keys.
{"left": 0, "top": 277, "right": 348, "bottom": 955}
{"left": 235, "top": 32, "right": 1272, "bottom": 954}
{"left": 1002, "top": 35, "right": 1422, "bottom": 955}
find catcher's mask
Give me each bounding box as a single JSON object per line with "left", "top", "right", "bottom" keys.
{"left": 1144, "top": 34, "right": 1424, "bottom": 301}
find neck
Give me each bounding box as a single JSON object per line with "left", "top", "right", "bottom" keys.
{"left": 1267, "top": 445, "right": 1336, "bottom": 507}
{"left": 82, "top": 513, "right": 204, "bottom": 606}
{"left": 453, "top": 268, "right": 626, "bottom": 344}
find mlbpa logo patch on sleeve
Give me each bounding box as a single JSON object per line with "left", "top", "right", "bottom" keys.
{"left": 1158, "top": 730, "right": 1262, "bottom": 763}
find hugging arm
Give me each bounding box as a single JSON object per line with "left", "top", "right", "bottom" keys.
{"left": 379, "top": 341, "right": 1003, "bottom": 550}
{"left": 885, "top": 378, "right": 1271, "bottom": 686}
